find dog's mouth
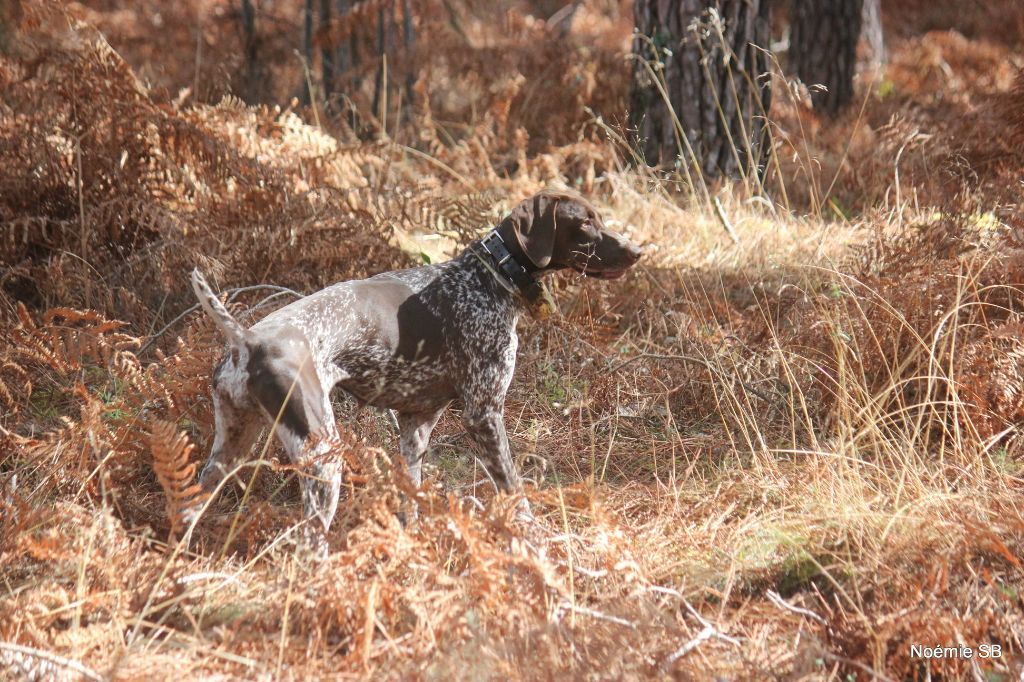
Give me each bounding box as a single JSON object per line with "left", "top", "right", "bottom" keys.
{"left": 572, "top": 264, "right": 629, "bottom": 280}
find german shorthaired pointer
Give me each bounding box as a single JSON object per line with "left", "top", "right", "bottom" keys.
{"left": 188, "top": 191, "right": 642, "bottom": 539}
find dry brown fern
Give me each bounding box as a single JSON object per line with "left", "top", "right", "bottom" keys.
{"left": 9, "top": 304, "right": 141, "bottom": 380}
{"left": 0, "top": 359, "right": 30, "bottom": 417}
{"left": 148, "top": 420, "right": 207, "bottom": 539}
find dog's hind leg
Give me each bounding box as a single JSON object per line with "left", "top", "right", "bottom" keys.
{"left": 247, "top": 342, "right": 343, "bottom": 546}
{"left": 393, "top": 407, "right": 446, "bottom": 524}
{"left": 396, "top": 408, "right": 445, "bottom": 489}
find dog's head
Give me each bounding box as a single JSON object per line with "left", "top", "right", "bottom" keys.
{"left": 497, "top": 191, "right": 643, "bottom": 280}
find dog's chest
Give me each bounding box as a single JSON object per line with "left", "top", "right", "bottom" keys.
{"left": 333, "top": 345, "right": 455, "bottom": 411}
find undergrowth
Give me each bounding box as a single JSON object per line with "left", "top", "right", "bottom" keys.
{"left": 1, "top": 1, "right": 1023, "bottom": 679}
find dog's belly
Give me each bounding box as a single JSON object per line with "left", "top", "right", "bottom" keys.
{"left": 334, "top": 356, "right": 455, "bottom": 412}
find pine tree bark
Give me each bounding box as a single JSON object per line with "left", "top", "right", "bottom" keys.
{"left": 630, "top": 0, "right": 773, "bottom": 181}
{"left": 238, "top": 0, "right": 261, "bottom": 102}
{"left": 790, "top": 0, "right": 864, "bottom": 116}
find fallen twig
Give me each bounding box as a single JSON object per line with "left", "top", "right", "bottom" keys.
{"left": 713, "top": 196, "right": 739, "bottom": 245}
{"left": 663, "top": 599, "right": 741, "bottom": 667}
{"left": 665, "top": 624, "right": 718, "bottom": 663}
{"left": 0, "top": 641, "right": 103, "bottom": 681}
{"left": 767, "top": 589, "right": 827, "bottom": 625}
{"left": 821, "top": 652, "right": 897, "bottom": 682}
{"left": 555, "top": 600, "right": 636, "bottom": 629}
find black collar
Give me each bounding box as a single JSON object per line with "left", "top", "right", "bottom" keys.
{"left": 477, "top": 229, "right": 539, "bottom": 295}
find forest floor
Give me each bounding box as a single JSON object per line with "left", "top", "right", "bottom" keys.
{"left": 2, "top": 0, "right": 1024, "bottom": 679}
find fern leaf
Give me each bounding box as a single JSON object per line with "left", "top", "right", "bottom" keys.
{"left": 148, "top": 420, "right": 207, "bottom": 538}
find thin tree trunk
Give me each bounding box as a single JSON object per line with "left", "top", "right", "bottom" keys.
{"left": 388, "top": 0, "right": 398, "bottom": 58}
{"left": 371, "top": 2, "right": 388, "bottom": 128}
{"left": 861, "top": 0, "right": 885, "bottom": 66}
{"left": 402, "top": 0, "right": 415, "bottom": 108}
{"left": 790, "top": 0, "right": 864, "bottom": 116}
{"left": 0, "top": 0, "right": 24, "bottom": 53}
{"left": 335, "top": 0, "right": 352, "bottom": 76}
{"left": 301, "top": 0, "right": 314, "bottom": 105}
{"left": 239, "top": 0, "right": 260, "bottom": 102}
{"left": 319, "top": 0, "right": 334, "bottom": 106}
{"left": 630, "top": 0, "right": 773, "bottom": 181}
{"left": 334, "top": 0, "right": 363, "bottom": 133}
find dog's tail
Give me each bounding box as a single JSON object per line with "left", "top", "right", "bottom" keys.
{"left": 191, "top": 268, "right": 248, "bottom": 347}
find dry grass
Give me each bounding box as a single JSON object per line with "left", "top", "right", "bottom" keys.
{"left": 2, "top": 1, "right": 1023, "bottom": 679}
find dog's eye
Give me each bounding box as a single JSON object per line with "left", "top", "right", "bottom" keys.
{"left": 580, "top": 219, "right": 600, "bottom": 240}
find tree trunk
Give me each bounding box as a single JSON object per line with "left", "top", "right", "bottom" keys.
{"left": 320, "top": 0, "right": 334, "bottom": 106}
{"left": 402, "top": 0, "right": 415, "bottom": 108}
{"left": 335, "top": 0, "right": 360, "bottom": 89}
{"left": 861, "top": 0, "right": 885, "bottom": 66}
{"left": 371, "top": 3, "right": 388, "bottom": 127}
{"left": 630, "top": 0, "right": 773, "bottom": 182}
{"left": 790, "top": 0, "right": 863, "bottom": 116}
{"left": 238, "top": 0, "right": 262, "bottom": 103}
{"left": 0, "top": 0, "right": 24, "bottom": 53}
{"left": 301, "top": 0, "right": 314, "bottom": 105}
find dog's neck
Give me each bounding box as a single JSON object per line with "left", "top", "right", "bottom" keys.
{"left": 463, "top": 234, "right": 556, "bottom": 320}
{"left": 475, "top": 230, "right": 537, "bottom": 291}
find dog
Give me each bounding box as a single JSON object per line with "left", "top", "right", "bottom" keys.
{"left": 188, "top": 191, "right": 643, "bottom": 540}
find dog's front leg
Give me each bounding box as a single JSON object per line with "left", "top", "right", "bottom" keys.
{"left": 396, "top": 407, "right": 447, "bottom": 488}
{"left": 276, "top": 428, "right": 342, "bottom": 552}
{"left": 462, "top": 405, "right": 519, "bottom": 491}
{"left": 461, "top": 402, "right": 532, "bottom": 521}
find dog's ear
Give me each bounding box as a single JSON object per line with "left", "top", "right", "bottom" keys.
{"left": 500, "top": 194, "right": 558, "bottom": 269}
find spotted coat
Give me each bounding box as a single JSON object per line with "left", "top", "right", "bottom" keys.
{"left": 187, "top": 191, "right": 643, "bottom": 539}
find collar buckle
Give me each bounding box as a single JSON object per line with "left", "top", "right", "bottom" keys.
{"left": 480, "top": 232, "right": 510, "bottom": 262}
{"left": 477, "top": 229, "right": 535, "bottom": 294}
